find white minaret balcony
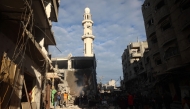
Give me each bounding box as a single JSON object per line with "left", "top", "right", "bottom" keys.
{"left": 82, "top": 35, "right": 95, "bottom": 40}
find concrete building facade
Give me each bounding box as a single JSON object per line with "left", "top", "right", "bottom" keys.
{"left": 136, "top": 0, "right": 190, "bottom": 107}
{"left": 0, "top": 0, "right": 60, "bottom": 109}
{"left": 122, "top": 41, "right": 148, "bottom": 83}
{"left": 46, "top": 7, "right": 97, "bottom": 107}
{"left": 50, "top": 56, "right": 97, "bottom": 97}
{"left": 122, "top": 1, "right": 190, "bottom": 108}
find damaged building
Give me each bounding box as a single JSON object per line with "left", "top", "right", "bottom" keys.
{"left": 49, "top": 55, "right": 97, "bottom": 97}
{"left": 0, "top": 0, "right": 60, "bottom": 109}
{"left": 46, "top": 7, "right": 97, "bottom": 106}
{"left": 121, "top": 41, "right": 149, "bottom": 93}
{"left": 122, "top": 0, "right": 190, "bottom": 108}
{"left": 141, "top": 0, "right": 190, "bottom": 107}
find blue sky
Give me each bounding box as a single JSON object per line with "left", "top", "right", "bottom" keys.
{"left": 49, "top": 0, "right": 146, "bottom": 86}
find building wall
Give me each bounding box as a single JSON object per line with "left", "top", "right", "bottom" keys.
{"left": 122, "top": 41, "right": 148, "bottom": 83}
{"left": 0, "top": 32, "right": 42, "bottom": 109}
{"left": 142, "top": 0, "right": 190, "bottom": 75}
{"left": 141, "top": 0, "right": 190, "bottom": 106}
{"left": 84, "top": 38, "right": 93, "bottom": 56}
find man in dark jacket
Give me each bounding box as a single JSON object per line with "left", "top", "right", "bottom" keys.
{"left": 54, "top": 91, "right": 61, "bottom": 109}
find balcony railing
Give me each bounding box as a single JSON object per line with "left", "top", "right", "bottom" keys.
{"left": 131, "top": 42, "right": 140, "bottom": 48}
{"left": 131, "top": 52, "right": 142, "bottom": 58}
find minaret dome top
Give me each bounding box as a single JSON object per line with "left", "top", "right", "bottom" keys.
{"left": 84, "top": 7, "right": 90, "bottom": 13}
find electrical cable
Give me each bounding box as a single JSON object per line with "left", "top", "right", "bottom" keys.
{"left": 34, "top": 25, "right": 62, "bottom": 53}
{"left": 3, "top": 0, "right": 33, "bottom": 108}
{"left": 0, "top": 6, "right": 28, "bottom": 84}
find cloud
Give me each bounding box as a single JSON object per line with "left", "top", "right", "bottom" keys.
{"left": 50, "top": 0, "right": 146, "bottom": 85}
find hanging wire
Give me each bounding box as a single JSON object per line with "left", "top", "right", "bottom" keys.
{"left": 34, "top": 25, "right": 62, "bottom": 53}
{"left": 3, "top": 0, "right": 33, "bottom": 108}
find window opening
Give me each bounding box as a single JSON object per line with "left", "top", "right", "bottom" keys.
{"left": 181, "top": 1, "right": 190, "bottom": 10}
{"left": 144, "top": 2, "right": 150, "bottom": 9}
{"left": 146, "top": 57, "right": 150, "bottom": 63}
{"left": 85, "top": 43, "right": 86, "bottom": 54}
{"left": 151, "top": 37, "right": 158, "bottom": 43}
{"left": 155, "top": 58, "right": 162, "bottom": 65}
{"left": 188, "top": 35, "right": 190, "bottom": 43}
{"left": 164, "top": 47, "right": 179, "bottom": 60}
{"left": 162, "top": 23, "right": 171, "bottom": 31}
{"left": 147, "top": 18, "right": 154, "bottom": 28}
{"left": 91, "top": 43, "right": 92, "bottom": 54}
{"left": 153, "top": 53, "right": 162, "bottom": 65}
{"left": 155, "top": 0, "right": 165, "bottom": 10}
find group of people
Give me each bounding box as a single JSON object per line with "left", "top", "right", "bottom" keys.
{"left": 51, "top": 89, "right": 190, "bottom": 109}
{"left": 52, "top": 90, "right": 71, "bottom": 109}
{"left": 114, "top": 92, "right": 174, "bottom": 109}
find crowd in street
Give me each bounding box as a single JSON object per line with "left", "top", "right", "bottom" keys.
{"left": 99, "top": 91, "right": 190, "bottom": 109}
{"left": 111, "top": 92, "right": 173, "bottom": 109}
{"left": 52, "top": 90, "right": 190, "bottom": 109}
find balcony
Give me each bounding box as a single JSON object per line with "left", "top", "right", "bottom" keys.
{"left": 146, "top": 25, "right": 156, "bottom": 38}
{"left": 142, "top": 3, "right": 152, "bottom": 19}
{"left": 180, "top": 47, "right": 190, "bottom": 64}
{"left": 153, "top": 5, "right": 170, "bottom": 25}
{"left": 131, "top": 52, "right": 142, "bottom": 58}
{"left": 153, "top": 63, "right": 167, "bottom": 76}
{"left": 157, "top": 28, "right": 176, "bottom": 47}
{"left": 50, "top": 0, "right": 59, "bottom": 22}
{"left": 130, "top": 42, "right": 140, "bottom": 48}
{"left": 152, "top": 45, "right": 159, "bottom": 54}
{"left": 179, "top": 9, "right": 190, "bottom": 31}
{"left": 166, "top": 54, "right": 182, "bottom": 71}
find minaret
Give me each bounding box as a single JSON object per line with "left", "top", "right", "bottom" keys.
{"left": 82, "top": 7, "right": 95, "bottom": 57}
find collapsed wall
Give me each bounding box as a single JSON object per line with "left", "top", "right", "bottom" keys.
{"left": 66, "top": 69, "right": 95, "bottom": 97}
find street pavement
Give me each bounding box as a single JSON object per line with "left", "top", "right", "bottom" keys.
{"left": 52, "top": 105, "right": 116, "bottom": 109}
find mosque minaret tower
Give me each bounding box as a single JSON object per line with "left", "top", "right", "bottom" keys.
{"left": 82, "top": 7, "right": 95, "bottom": 57}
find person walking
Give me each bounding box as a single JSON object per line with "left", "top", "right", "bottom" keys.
{"left": 54, "top": 91, "right": 61, "bottom": 109}
{"left": 128, "top": 92, "right": 134, "bottom": 109}
{"left": 63, "top": 91, "right": 68, "bottom": 107}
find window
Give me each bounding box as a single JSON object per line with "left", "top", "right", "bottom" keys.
{"left": 153, "top": 53, "right": 162, "bottom": 65}
{"left": 175, "top": 0, "right": 180, "bottom": 4}
{"left": 147, "top": 18, "right": 154, "bottom": 28}
{"left": 144, "top": 2, "right": 150, "bottom": 9}
{"left": 145, "top": 48, "right": 149, "bottom": 52}
{"left": 132, "top": 50, "right": 136, "bottom": 53}
{"left": 91, "top": 43, "right": 92, "bottom": 54}
{"left": 162, "top": 23, "right": 171, "bottom": 31}
{"left": 164, "top": 47, "right": 179, "bottom": 60}
{"left": 188, "top": 35, "right": 190, "bottom": 43}
{"left": 155, "top": 58, "right": 162, "bottom": 65}
{"left": 134, "top": 67, "right": 139, "bottom": 73}
{"left": 129, "top": 71, "right": 132, "bottom": 76}
{"left": 139, "top": 62, "right": 144, "bottom": 70}
{"left": 146, "top": 57, "right": 150, "bottom": 63}
{"left": 85, "top": 43, "right": 86, "bottom": 54}
{"left": 155, "top": 0, "right": 165, "bottom": 10}
{"left": 87, "top": 15, "right": 89, "bottom": 19}
{"left": 151, "top": 37, "right": 158, "bottom": 43}
{"left": 149, "top": 32, "right": 156, "bottom": 38}
{"left": 181, "top": 0, "right": 190, "bottom": 10}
